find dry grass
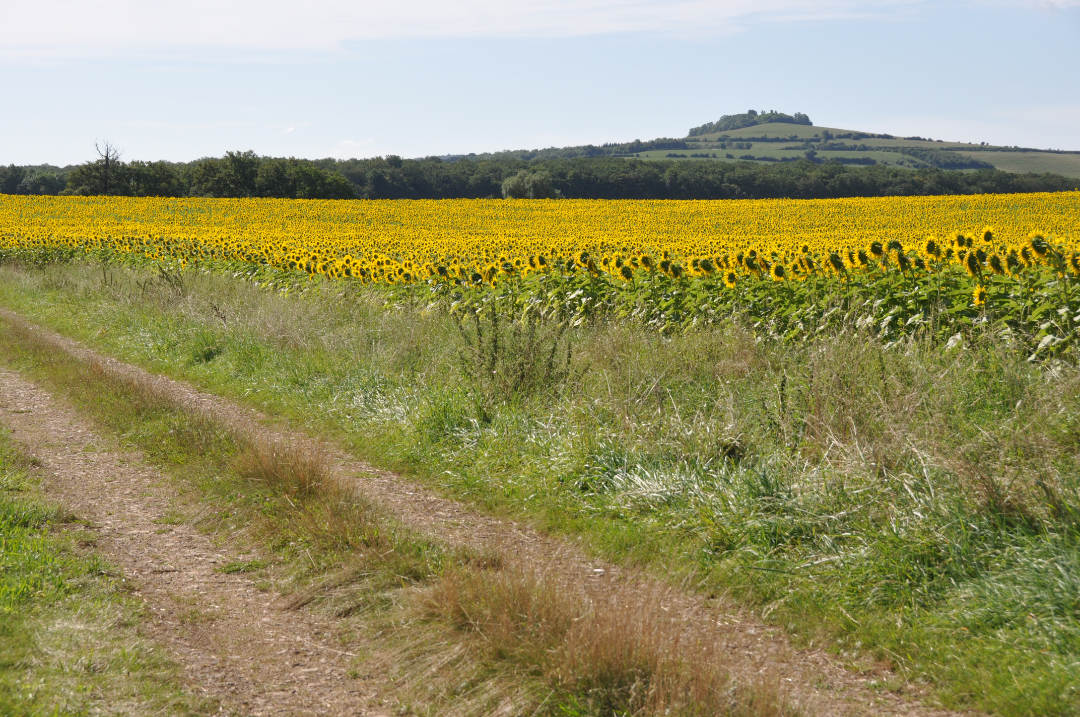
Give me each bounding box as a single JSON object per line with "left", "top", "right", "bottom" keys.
{"left": 422, "top": 559, "right": 794, "bottom": 717}
{"left": 232, "top": 435, "right": 332, "bottom": 498}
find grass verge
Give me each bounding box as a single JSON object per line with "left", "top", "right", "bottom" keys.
{"left": 0, "top": 429, "right": 210, "bottom": 715}
{"left": 1, "top": 260, "right": 1078, "bottom": 714}
{"left": 0, "top": 298, "right": 788, "bottom": 716}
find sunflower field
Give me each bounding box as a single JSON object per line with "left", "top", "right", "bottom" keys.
{"left": 1, "top": 191, "right": 1078, "bottom": 353}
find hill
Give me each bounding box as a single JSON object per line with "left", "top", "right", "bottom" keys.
{"left": 461, "top": 111, "right": 1080, "bottom": 178}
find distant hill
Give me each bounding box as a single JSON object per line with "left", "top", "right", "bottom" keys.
{"left": 453, "top": 111, "right": 1080, "bottom": 179}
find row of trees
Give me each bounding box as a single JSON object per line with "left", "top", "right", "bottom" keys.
{"left": 1, "top": 149, "right": 1073, "bottom": 201}
{"left": 62, "top": 146, "right": 355, "bottom": 199}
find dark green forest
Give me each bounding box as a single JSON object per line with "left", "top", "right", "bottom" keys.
{"left": 1, "top": 150, "right": 1073, "bottom": 201}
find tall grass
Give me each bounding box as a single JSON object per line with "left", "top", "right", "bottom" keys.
{"left": 0, "top": 260, "right": 1078, "bottom": 714}
{"left": 0, "top": 288, "right": 793, "bottom": 716}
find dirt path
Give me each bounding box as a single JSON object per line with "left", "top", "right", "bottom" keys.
{"left": 0, "top": 366, "right": 386, "bottom": 716}
{"left": 0, "top": 308, "right": 969, "bottom": 716}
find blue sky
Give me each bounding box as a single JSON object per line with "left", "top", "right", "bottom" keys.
{"left": 3, "top": 0, "right": 1078, "bottom": 165}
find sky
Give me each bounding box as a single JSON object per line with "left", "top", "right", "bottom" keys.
{"left": 2, "top": 0, "right": 1079, "bottom": 166}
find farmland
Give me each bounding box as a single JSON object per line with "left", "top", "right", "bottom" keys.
{"left": 1, "top": 190, "right": 1079, "bottom": 714}
{"left": 3, "top": 191, "right": 1079, "bottom": 352}
{"left": 631, "top": 120, "right": 1080, "bottom": 178}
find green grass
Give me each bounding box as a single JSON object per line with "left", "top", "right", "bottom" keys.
{"left": 0, "top": 260, "right": 1078, "bottom": 714}
{"left": 0, "top": 430, "right": 209, "bottom": 715}
{"left": 0, "top": 279, "right": 784, "bottom": 716}
{"left": 952, "top": 151, "right": 1080, "bottom": 179}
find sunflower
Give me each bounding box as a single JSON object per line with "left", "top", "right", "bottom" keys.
{"left": 723, "top": 271, "right": 737, "bottom": 288}
{"left": 964, "top": 252, "right": 981, "bottom": 277}
{"left": 1006, "top": 252, "right": 1022, "bottom": 274}
{"left": 973, "top": 285, "right": 987, "bottom": 307}
{"left": 770, "top": 263, "right": 787, "bottom": 281}
{"left": 828, "top": 252, "right": 846, "bottom": 273}
{"left": 1028, "top": 233, "right": 1049, "bottom": 258}
{"left": 924, "top": 237, "right": 941, "bottom": 259}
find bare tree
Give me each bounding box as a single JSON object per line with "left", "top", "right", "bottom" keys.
{"left": 95, "top": 141, "right": 122, "bottom": 195}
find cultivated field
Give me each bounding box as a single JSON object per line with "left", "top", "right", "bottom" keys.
{"left": 1, "top": 191, "right": 1079, "bottom": 715}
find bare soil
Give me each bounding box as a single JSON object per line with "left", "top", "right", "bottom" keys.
{"left": 0, "top": 366, "right": 387, "bottom": 716}
{"left": 0, "top": 308, "right": 973, "bottom": 716}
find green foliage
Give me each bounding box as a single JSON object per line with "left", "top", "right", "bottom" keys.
{"left": 688, "top": 109, "right": 813, "bottom": 136}
{"left": 451, "top": 288, "right": 576, "bottom": 420}
{"left": 500, "top": 169, "right": 560, "bottom": 198}
{"left": 2, "top": 261, "right": 1080, "bottom": 714}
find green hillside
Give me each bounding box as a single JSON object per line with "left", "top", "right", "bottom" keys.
{"left": 624, "top": 114, "right": 1080, "bottom": 178}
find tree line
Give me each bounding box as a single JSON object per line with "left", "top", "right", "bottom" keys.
{"left": 1, "top": 150, "right": 1073, "bottom": 201}
{"left": 688, "top": 109, "right": 812, "bottom": 136}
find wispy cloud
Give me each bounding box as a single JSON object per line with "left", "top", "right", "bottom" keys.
{"left": 2, "top": 0, "right": 932, "bottom": 58}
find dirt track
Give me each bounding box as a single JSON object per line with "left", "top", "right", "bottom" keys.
{"left": 0, "top": 307, "right": 969, "bottom": 716}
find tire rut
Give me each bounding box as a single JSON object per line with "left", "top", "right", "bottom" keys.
{"left": 0, "top": 308, "right": 971, "bottom": 716}
{"left": 0, "top": 366, "right": 386, "bottom": 716}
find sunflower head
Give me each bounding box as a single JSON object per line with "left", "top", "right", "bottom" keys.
{"left": 1006, "top": 252, "right": 1022, "bottom": 275}
{"left": 1028, "top": 233, "right": 1049, "bottom": 258}
{"left": 964, "top": 252, "right": 981, "bottom": 277}
{"left": 973, "top": 285, "right": 987, "bottom": 307}
{"left": 988, "top": 254, "right": 1004, "bottom": 275}
{"left": 828, "top": 252, "right": 846, "bottom": 273}
{"left": 723, "top": 271, "right": 737, "bottom": 288}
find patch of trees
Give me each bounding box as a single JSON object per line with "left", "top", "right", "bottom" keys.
{"left": 1, "top": 153, "right": 1073, "bottom": 202}
{"left": 0, "top": 164, "right": 68, "bottom": 195}
{"left": 688, "top": 110, "right": 812, "bottom": 136}
{"left": 63, "top": 150, "right": 355, "bottom": 199}
{"left": 830, "top": 131, "right": 896, "bottom": 141}
{"left": 712, "top": 135, "right": 811, "bottom": 143}
{"left": 885, "top": 147, "right": 994, "bottom": 170}
{"left": 828, "top": 157, "right": 877, "bottom": 166}
{"left": 457, "top": 137, "right": 689, "bottom": 162}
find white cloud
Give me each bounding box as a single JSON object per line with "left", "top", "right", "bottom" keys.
{"left": 1, "top": 0, "right": 931, "bottom": 57}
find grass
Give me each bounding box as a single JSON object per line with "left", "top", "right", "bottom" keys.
{"left": 0, "top": 284, "right": 787, "bottom": 715}
{"left": 0, "top": 259, "right": 1078, "bottom": 714}
{"left": 952, "top": 150, "right": 1080, "bottom": 178}
{"left": 0, "top": 429, "right": 210, "bottom": 715}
